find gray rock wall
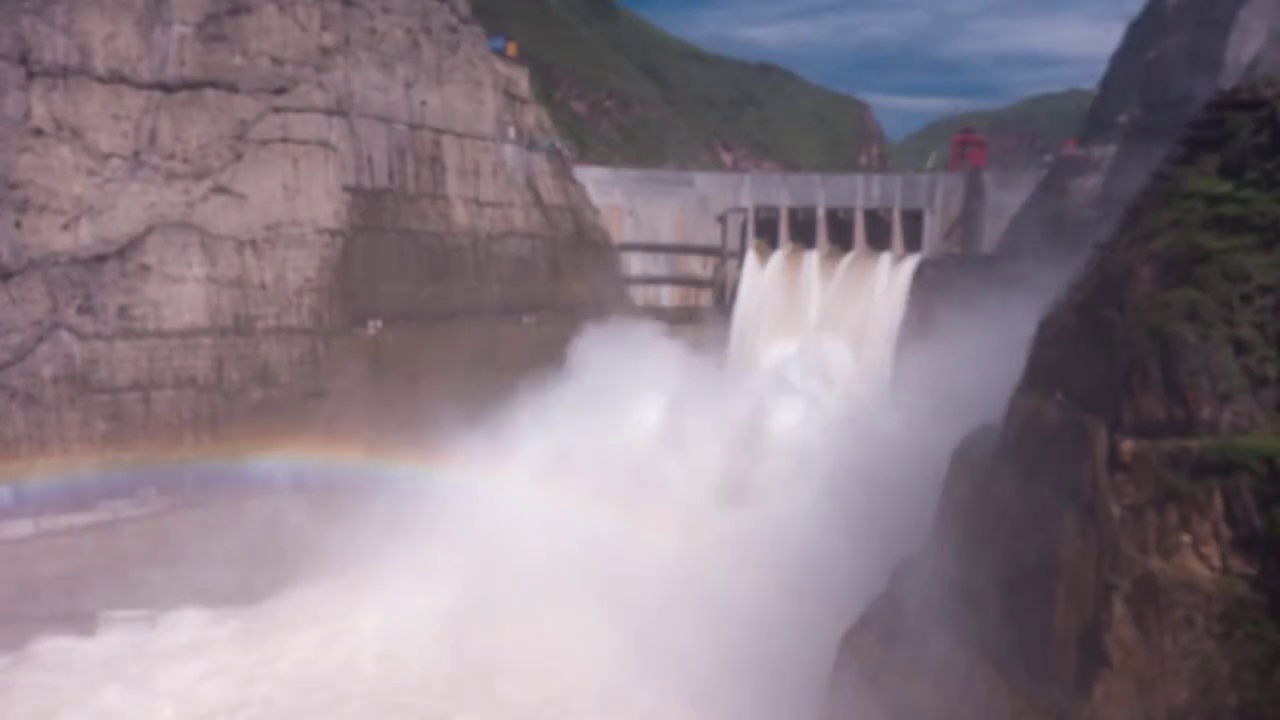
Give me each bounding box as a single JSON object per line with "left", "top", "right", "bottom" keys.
{"left": 0, "top": 0, "right": 624, "bottom": 459}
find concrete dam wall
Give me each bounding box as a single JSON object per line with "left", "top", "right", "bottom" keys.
{"left": 0, "top": 0, "right": 624, "bottom": 462}
{"left": 573, "top": 165, "right": 1043, "bottom": 311}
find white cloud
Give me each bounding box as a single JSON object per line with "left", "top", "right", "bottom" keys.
{"left": 622, "top": 0, "right": 1145, "bottom": 134}
{"left": 861, "top": 93, "right": 986, "bottom": 113}
{"left": 709, "top": 7, "right": 934, "bottom": 50}
{"left": 938, "top": 12, "right": 1136, "bottom": 61}
{"left": 637, "top": 0, "right": 1142, "bottom": 59}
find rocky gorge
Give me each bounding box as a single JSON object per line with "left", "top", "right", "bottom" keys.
{"left": 830, "top": 0, "right": 1280, "bottom": 716}
{"left": 1, "top": 0, "right": 1279, "bottom": 717}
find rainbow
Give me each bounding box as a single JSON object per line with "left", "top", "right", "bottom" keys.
{"left": 0, "top": 435, "right": 451, "bottom": 522}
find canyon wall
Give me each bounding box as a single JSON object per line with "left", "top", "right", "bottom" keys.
{"left": 834, "top": 74, "right": 1280, "bottom": 720}
{"left": 836, "top": 2, "right": 1280, "bottom": 717}
{"left": 0, "top": 0, "right": 625, "bottom": 461}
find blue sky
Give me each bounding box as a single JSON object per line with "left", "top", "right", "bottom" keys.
{"left": 620, "top": 0, "right": 1146, "bottom": 139}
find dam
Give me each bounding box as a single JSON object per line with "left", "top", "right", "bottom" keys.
{"left": 572, "top": 165, "right": 1043, "bottom": 313}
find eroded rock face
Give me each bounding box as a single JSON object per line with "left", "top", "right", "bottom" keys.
{"left": 1000, "top": 0, "right": 1280, "bottom": 267}
{"left": 0, "top": 0, "right": 624, "bottom": 458}
{"left": 835, "top": 81, "right": 1280, "bottom": 720}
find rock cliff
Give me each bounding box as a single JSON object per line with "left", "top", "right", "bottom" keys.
{"left": 832, "top": 79, "right": 1280, "bottom": 720}
{"left": 999, "top": 0, "right": 1280, "bottom": 269}
{"left": 0, "top": 0, "right": 625, "bottom": 460}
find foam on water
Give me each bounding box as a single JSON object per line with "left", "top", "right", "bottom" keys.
{"left": 0, "top": 250, "right": 935, "bottom": 719}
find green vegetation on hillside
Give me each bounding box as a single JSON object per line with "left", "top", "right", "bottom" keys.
{"left": 468, "top": 0, "right": 885, "bottom": 170}
{"left": 1124, "top": 79, "right": 1280, "bottom": 423}
{"left": 1118, "top": 77, "right": 1280, "bottom": 713}
{"left": 890, "top": 89, "right": 1094, "bottom": 170}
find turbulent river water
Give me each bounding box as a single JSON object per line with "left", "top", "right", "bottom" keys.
{"left": 0, "top": 247, "right": 994, "bottom": 719}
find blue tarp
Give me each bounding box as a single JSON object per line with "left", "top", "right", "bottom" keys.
{"left": 487, "top": 35, "right": 507, "bottom": 53}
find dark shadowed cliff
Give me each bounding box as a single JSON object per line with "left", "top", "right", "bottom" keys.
{"left": 832, "top": 77, "right": 1280, "bottom": 720}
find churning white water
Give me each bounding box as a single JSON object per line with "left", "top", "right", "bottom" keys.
{"left": 0, "top": 249, "right": 939, "bottom": 719}
{"left": 730, "top": 245, "right": 922, "bottom": 397}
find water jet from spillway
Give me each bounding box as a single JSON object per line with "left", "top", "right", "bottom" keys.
{"left": 729, "top": 243, "right": 923, "bottom": 399}
{"left": 0, "top": 243, "right": 936, "bottom": 719}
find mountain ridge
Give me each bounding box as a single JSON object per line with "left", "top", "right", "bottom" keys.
{"left": 890, "top": 89, "right": 1095, "bottom": 171}
{"left": 468, "top": 0, "right": 888, "bottom": 171}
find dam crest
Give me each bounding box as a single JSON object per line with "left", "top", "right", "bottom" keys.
{"left": 573, "top": 165, "right": 1043, "bottom": 315}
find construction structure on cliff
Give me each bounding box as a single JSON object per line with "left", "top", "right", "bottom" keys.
{"left": 947, "top": 127, "right": 988, "bottom": 171}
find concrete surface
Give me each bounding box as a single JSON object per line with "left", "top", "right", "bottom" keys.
{"left": 572, "top": 165, "right": 1043, "bottom": 310}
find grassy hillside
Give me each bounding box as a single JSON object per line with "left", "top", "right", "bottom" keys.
{"left": 890, "top": 89, "right": 1095, "bottom": 170}
{"left": 468, "top": 0, "right": 887, "bottom": 171}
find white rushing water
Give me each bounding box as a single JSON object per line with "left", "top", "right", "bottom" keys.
{"left": 0, "top": 249, "right": 938, "bottom": 720}
{"left": 730, "top": 245, "right": 922, "bottom": 398}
